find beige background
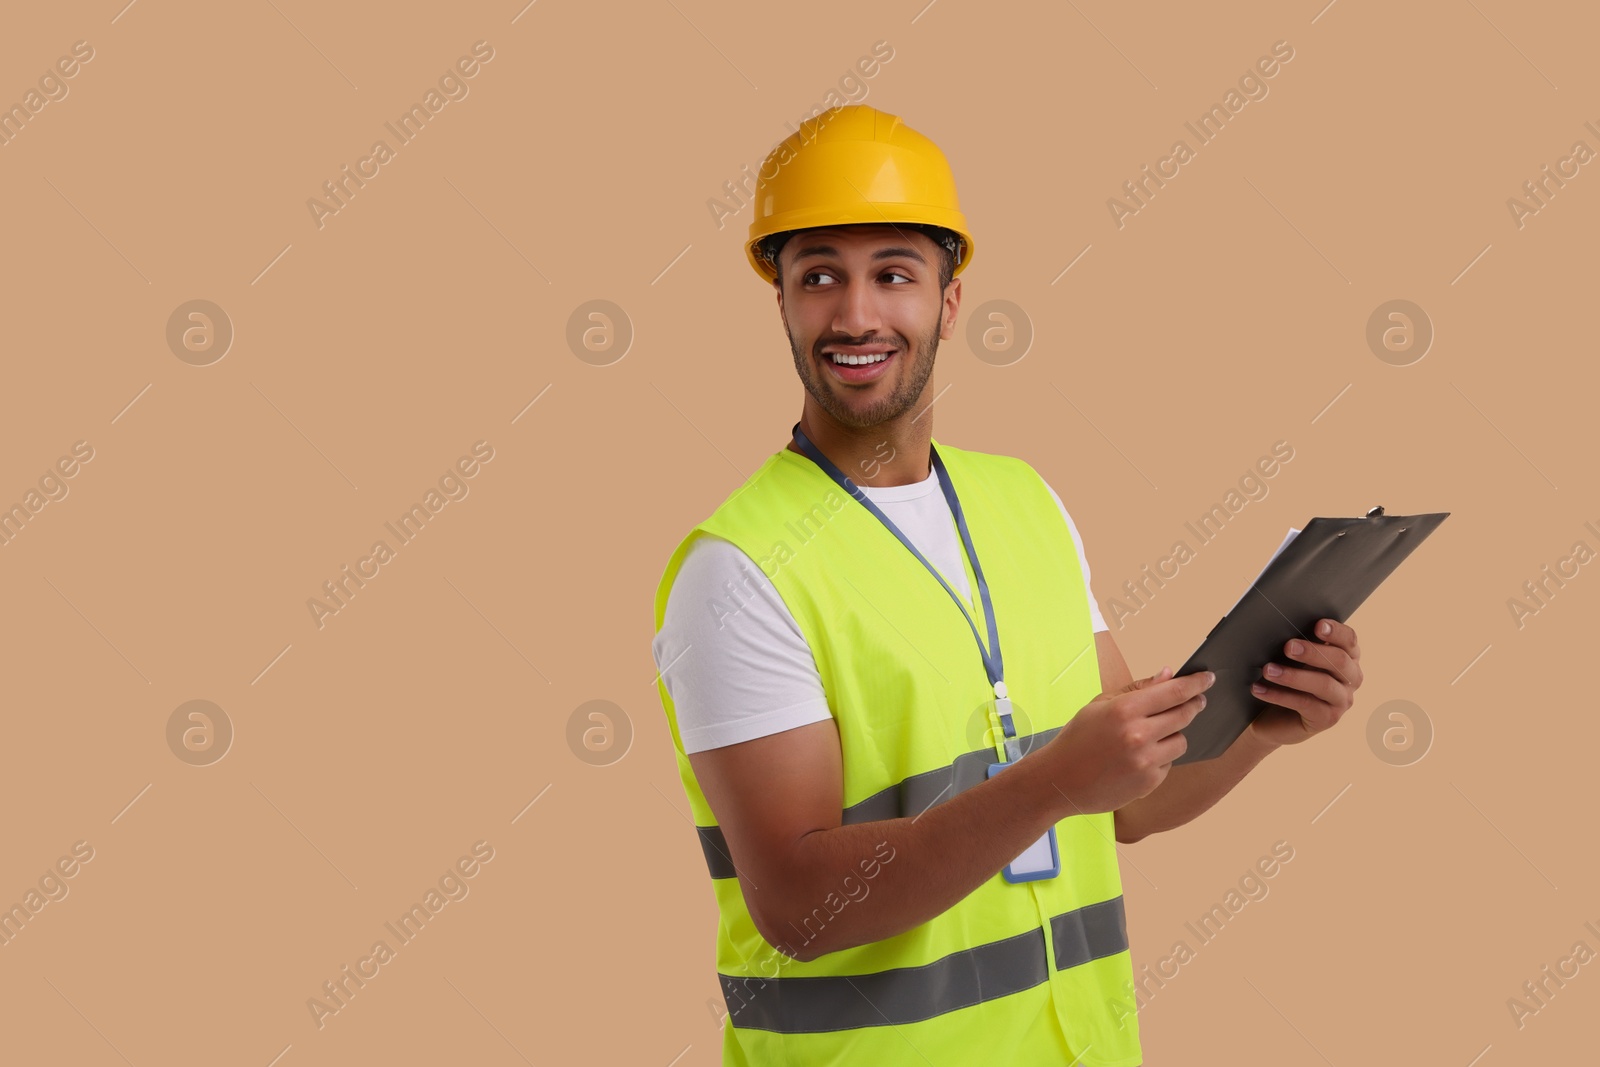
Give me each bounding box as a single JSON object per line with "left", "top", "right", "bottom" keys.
{"left": 1, "top": 1, "right": 1594, "bottom": 1064}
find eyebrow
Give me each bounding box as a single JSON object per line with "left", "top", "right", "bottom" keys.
{"left": 790, "top": 243, "right": 928, "bottom": 267}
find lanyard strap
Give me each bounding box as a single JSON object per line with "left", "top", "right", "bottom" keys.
{"left": 790, "top": 422, "right": 1020, "bottom": 759}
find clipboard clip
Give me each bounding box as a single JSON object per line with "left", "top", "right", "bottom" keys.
{"left": 1365, "top": 505, "right": 1385, "bottom": 517}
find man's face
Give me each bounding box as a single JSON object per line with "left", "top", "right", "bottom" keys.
{"left": 774, "top": 224, "right": 960, "bottom": 431}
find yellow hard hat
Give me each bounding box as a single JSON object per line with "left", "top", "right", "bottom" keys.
{"left": 745, "top": 105, "right": 975, "bottom": 284}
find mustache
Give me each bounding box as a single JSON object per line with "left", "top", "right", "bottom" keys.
{"left": 814, "top": 334, "right": 905, "bottom": 352}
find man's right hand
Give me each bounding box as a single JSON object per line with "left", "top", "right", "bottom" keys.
{"left": 1039, "top": 666, "right": 1215, "bottom": 816}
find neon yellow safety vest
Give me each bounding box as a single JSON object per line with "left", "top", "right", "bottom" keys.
{"left": 653, "top": 439, "right": 1142, "bottom": 1067}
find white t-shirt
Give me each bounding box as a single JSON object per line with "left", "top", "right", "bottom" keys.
{"left": 653, "top": 464, "right": 1106, "bottom": 754}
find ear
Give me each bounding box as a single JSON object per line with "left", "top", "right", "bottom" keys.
{"left": 939, "top": 276, "right": 962, "bottom": 340}
{"left": 774, "top": 279, "right": 789, "bottom": 332}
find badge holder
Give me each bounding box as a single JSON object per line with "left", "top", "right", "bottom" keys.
{"left": 986, "top": 761, "right": 1062, "bottom": 882}
{"left": 987, "top": 687, "right": 1061, "bottom": 883}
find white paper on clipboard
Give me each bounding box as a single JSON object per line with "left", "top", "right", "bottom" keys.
{"left": 1225, "top": 527, "right": 1302, "bottom": 615}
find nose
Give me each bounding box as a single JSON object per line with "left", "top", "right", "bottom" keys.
{"left": 832, "top": 274, "right": 884, "bottom": 342}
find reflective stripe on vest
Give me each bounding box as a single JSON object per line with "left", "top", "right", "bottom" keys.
{"left": 697, "top": 724, "right": 1065, "bottom": 881}
{"left": 720, "top": 896, "right": 1129, "bottom": 1033}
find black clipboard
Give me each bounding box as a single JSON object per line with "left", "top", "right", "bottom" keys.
{"left": 1172, "top": 507, "right": 1449, "bottom": 764}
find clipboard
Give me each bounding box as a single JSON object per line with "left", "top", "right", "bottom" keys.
{"left": 1172, "top": 506, "right": 1449, "bottom": 765}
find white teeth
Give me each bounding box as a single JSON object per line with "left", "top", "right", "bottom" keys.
{"left": 829, "top": 352, "right": 890, "bottom": 366}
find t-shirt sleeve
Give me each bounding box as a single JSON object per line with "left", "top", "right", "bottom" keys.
{"left": 652, "top": 535, "right": 834, "bottom": 754}
{"left": 1041, "top": 481, "right": 1108, "bottom": 633}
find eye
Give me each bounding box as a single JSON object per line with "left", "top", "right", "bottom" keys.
{"left": 883, "top": 270, "right": 914, "bottom": 283}
{"left": 803, "top": 270, "right": 838, "bottom": 286}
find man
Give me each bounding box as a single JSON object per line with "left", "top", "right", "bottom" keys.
{"left": 651, "top": 104, "right": 1363, "bottom": 1066}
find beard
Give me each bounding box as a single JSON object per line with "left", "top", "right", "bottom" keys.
{"left": 787, "top": 306, "right": 944, "bottom": 431}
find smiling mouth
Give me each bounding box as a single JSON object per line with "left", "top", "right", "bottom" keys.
{"left": 824, "top": 349, "right": 895, "bottom": 366}
{"left": 819, "top": 346, "right": 898, "bottom": 383}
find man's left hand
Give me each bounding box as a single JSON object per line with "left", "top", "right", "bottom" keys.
{"left": 1248, "top": 618, "right": 1364, "bottom": 747}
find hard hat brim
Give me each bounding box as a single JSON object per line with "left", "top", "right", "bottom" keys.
{"left": 746, "top": 209, "right": 975, "bottom": 284}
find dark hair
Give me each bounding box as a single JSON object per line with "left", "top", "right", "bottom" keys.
{"left": 759, "top": 223, "right": 961, "bottom": 290}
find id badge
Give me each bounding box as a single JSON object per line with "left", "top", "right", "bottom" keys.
{"left": 987, "top": 761, "right": 1061, "bottom": 882}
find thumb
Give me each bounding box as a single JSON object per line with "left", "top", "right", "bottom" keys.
{"left": 1118, "top": 664, "right": 1172, "bottom": 694}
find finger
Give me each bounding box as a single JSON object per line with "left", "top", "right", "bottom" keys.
{"left": 1146, "top": 688, "right": 1210, "bottom": 741}
{"left": 1248, "top": 677, "right": 1343, "bottom": 731}
{"left": 1123, "top": 665, "right": 1172, "bottom": 692}
{"left": 1123, "top": 670, "right": 1214, "bottom": 718}
{"left": 1278, "top": 639, "right": 1357, "bottom": 687}
{"left": 1251, "top": 680, "right": 1341, "bottom": 733}
{"left": 1310, "top": 618, "right": 1359, "bottom": 656}
{"left": 1257, "top": 663, "right": 1348, "bottom": 709}
{"left": 1152, "top": 703, "right": 1203, "bottom": 755}
{"left": 1155, "top": 728, "right": 1189, "bottom": 763}
{"left": 1108, "top": 672, "right": 1160, "bottom": 702}
{"left": 1107, "top": 665, "right": 1166, "bottom": 699}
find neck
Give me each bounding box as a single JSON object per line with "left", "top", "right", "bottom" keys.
{"left": 785, "top": 398, "right": 934, "bottom": 487}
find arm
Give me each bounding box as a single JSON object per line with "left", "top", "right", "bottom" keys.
{"left": 688, "top": 666, "right": 1213, "bottom": 963}
{"left": 688, "top": 717, "right": 1075, "bottom": 963}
